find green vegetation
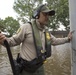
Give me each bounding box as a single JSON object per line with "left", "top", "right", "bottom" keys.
{"left": 13, "top": 0, "right": 69, "bottom": 31}
{"left": 0, "top": 17, "right": 20, "bottom": 36}
{"left": 0, "top": 0, "right": 69, "bottom": 36}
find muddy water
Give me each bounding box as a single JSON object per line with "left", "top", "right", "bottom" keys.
{"left": 0, "top": 43, "right": 71, "bottom": 75}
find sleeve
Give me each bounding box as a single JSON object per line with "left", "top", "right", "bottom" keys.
{"left": 50, "top": 33, "right": 69, "bottom": 46}
{"left": 6, "top": 23, "right": 28, "bottom": 46}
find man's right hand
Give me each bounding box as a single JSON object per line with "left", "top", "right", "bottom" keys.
{"left": 0, "top": 32, "right": 6, "bottom": 44}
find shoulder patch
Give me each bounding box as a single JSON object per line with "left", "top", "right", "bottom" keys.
{"left": 16, "top": 28, "right": 21, "bottom": 34}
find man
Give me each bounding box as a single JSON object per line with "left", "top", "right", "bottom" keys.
{"left": 0, "top": 4, "right": 72, "bottom": 75}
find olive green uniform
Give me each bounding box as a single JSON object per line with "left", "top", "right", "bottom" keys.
{"left": 6, "top": 19, "right": 69, "bottom": 75}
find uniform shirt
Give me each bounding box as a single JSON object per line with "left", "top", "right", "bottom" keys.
{"left": 6, "top": 19, "right": 69, "bottom": 61}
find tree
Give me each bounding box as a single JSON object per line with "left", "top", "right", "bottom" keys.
{"left": 13, "top": 0, "right": 69, "bottom": 31}
{"left": 46, "top": 0, "right": 69, "bottom": 31}
{"left": 0, "top": 18, "right": 5, "bottom": 31}
{"left": 3, "top": 17, "right": 20, "bottom": 36}
{"left": 57, "top": 0, "right": 69, "bottom": 31}
{"left": 13, "top": 0, "right": 43, "bottom": 23}
{"left": 13, "top": 0, "right": 59, "bottom": 31}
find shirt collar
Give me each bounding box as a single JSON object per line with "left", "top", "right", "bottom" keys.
{"left": 36, "top": 19, "right": 46, "bottom": 31}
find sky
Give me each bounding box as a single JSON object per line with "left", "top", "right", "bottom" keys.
{"left": 0, "top": 0, "right": 17, "bottom": 19}
{"left": 0, "top": 0, "right": 47, "bottom": 20}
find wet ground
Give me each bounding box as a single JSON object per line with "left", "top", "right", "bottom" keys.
{"left": 0, "top": 43, "right": 71, "bottom": 75}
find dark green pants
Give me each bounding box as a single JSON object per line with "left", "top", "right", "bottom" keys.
{"left": 19, "top": 65, "right": 45, "bottom": 75}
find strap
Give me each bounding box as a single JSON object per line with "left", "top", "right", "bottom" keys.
{"left": 28, "top": 21, "right": 51, "bottom": 59}
{"left": 4, "top": 40, "right": 17, "bottom": 75}
{"left": 28, "top": 22, "right": 40, "bottom": 57}
{"left": 28, "top": 21, "right": 46, "bottom": 60}
{"left": 45, "top": 30, "right": 51, "bottom": 57}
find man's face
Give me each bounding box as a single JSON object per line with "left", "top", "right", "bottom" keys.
{"left": 38, "top": 12, "right": 49, "bottom": 25}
